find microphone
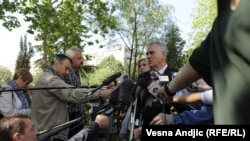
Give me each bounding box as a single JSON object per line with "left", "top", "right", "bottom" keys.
{"left": 147, "top": 71, "right": 178, "bottom": 115}
{"left": 37, "top": 104, "right": 110, "bottom": 141}
{"left": 87, "top": 72, "right": 122, "bottom": 95}
{"left": 102, "top": 72, "right": 122, "bottom": 85}
{"left": 117, "top": 79, "right": 135, "bottom": 105}
{"left": 147, "top": 80, "right": 166, "bottom": 104}
{"left": 104, "top": 79, "right": 135, "bottom": 115}
{"left": 129, "top": 78, "right": 147, "bottom": 141}
{"left": 134, "top": 78, "right": 147, "bottom": 99}
{"left": 147, "top": 70, "right": 170, "bottom": 101}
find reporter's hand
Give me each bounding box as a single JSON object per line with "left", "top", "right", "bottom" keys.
{"left": 134, "top": 127, "right": 142, "bottom": 140}
{"left": 150, "top": 113, "right": 173, "bottom": 125}
{"left": 99, "top": 88, "right": 113, "bottom": 99}
{"left": 155, "top": 87, "right": 174, "bottom": 104}
{"left": 95, "top": 114, "right": 109, "bottom": 129}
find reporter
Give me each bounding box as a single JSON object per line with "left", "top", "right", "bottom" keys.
{"left": 0, "top": 114, "right": 38, "bottom": 141}
{"left": 173, "top": 89, "right": 213, "bottom": 105}
{"left": 0, "top": 114, "right": 108, "bottom": 141}
{"left": 67, "top": 114, "right": 109, "bottom": 141}
{"left": 173, "top": 79, "right": 213, "bottom": 105}
{"left": 0, "top": 68, "right": 33, "bottom": 117}
{"left": 64, "top": 47, "right": 86, "bottom": 138}
{"left": 151, "top": 80, "right": 213, "bottom": 125}
{"left": 31, "top": 54, "right": 112, "bottom": 140}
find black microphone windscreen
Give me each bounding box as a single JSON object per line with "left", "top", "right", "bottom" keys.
{"left": 109, "top": 84, "right": 121, "bottom": 104}
{"left": 136, "top": 78, "right": 147, "bottom": 87}
{"left": 118, "top": 79, "right": 135, "bottom": 105}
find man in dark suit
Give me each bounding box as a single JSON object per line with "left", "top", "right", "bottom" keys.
{"left": 137, "top": 41, "right": 190, "bottom": 125}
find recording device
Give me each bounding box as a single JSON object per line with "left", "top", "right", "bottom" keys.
{"left": 134, "top": 78, "right": 147, "bottom": 99}
{"left": 147, "top": 70, "right": 177, "bottom": 98}
{"left": 87, "top": 72, "right": 122, "bottom": 96}
{"left": 133, "top": 78, "right": 147, "bottom": 126}
{"left": 129, "top": 78, "right": 147, "bottom": 141}
{"left": 147, "top": 80, "right": 161, "bottom": 97}
{"left": 147, "top": 71, "right": 169, "bottom": 100}
{"left": 102, "top": 72, "right": 122, "bottom": 85}
{"left": 147, "top": 71, "right": 177, "bottom": 114}
{"left": 109, "top": 79, "right": 135, "bottom": 105}
{"left": 104, "top": 79, "right": 135, "bottom": 116}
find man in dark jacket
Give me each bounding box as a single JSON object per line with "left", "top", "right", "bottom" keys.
{"left": 138, "top": 41, "right": 191, "bottom": 125}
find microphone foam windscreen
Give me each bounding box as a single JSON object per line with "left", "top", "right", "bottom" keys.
{"left": 136, "top": 78, "right": 147, "bottom": 87}
{"left": 118, "top": 79, "right": 135, "bottom": 105}
{"left": 109, "top": 84, "right": 121, "bottom": 104}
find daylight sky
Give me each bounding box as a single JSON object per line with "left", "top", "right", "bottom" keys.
{"left": 0, "top": 0, "right": 197, "bottom": 67}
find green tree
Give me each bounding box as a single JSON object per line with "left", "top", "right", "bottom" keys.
{"left": 109, "top": 0, "right": 173, "bottom": 80}
{"left": 84, "top": 55, "right": 123, "bottom": 85}
{"left": 15, "top": 34, "right": 35, "bottom": 71}
{"left": 189, "top": 0, "right": 217, "bottom": 49}
{"left": 0, "top": 0, "right": 21, "bottom": 30}
{"left": 18, "top": 0, "right": 117, "bottom": 69}
{"left": 0, "top": 67, "right": 12, "bottom": 84}
{"left": 165, "top": 24, "right": 186, "bottom": 69}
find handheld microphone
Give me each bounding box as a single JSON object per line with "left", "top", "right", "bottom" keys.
{"left": 102, "top": 72, "right": 122, "bottom": 85}
{"left": 147, "top": 71, "right": 177, "bottom": 114}
{"left": 147, "top": 70, "right": 173, "bottom": 100}
{"left": 87, "top": 72, "right": 122, "bottom": 96}
{"left": 129, "top": 78, "right": 147, "bottom": 141}
{"left": 117, "top": 79, "right": 135, "bottom": 105}
{"left": 134, "top": 78, "right": 147, "bottom": 99}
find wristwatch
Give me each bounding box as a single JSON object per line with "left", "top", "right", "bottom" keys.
{"left": 164, "top": 84, "right": 176, "bottom": 96}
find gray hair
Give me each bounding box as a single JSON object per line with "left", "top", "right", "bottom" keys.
{"left": 65, "top": 47, "right": 82, "bottom": 59}
{"left": 51, "top": 54, "right": 72, "bottom": 65}
{"left": 147, "top": 41, "right": 168, "bottom": 53}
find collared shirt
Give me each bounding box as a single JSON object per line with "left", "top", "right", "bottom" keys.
{"left": 158, "top": 64, "right": 168, "bottom": 75}
{"left": 63, "top": 68, "right": 85, "bottom": 114}
{"left": 64, "top": 68, "right": 81, "bottom": 87}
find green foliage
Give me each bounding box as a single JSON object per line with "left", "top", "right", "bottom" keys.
{"left": 189, "top": 0, "right": 217, "bottom": 49}
{"left": 0, "top": 67, "right": 12, "bottom": 84}
{"left": 110, "top": 0, "right": 174, "bottom": 80}
{"left": 97, "top": 55, "right": 123, "bottom": 72}
{"left": 15, "top": 34, "right": 35, "bottom": 71}
{"left": 0, "top": 0, "right": 21, "bottom": 30}
{"left": 17, "top": 0, "right": 118, "bottom": 69}
{"left": 82, "top": 55, "right": 123, "bottom": 86}
{"left": 166, "top": 24, "right": 186, "bottom": 69}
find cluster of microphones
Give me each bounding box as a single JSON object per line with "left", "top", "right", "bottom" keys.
{"left": 0, "top": 71, "right": 171, "bottom": 141}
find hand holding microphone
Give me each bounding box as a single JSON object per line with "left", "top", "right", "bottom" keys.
{"left": 149, "top": 113, "right": 173, "bottom": 125}
{"left": 147, "top": 71, "right": 175, "bottom": 104}
{"left": 87, "top": 72, "right": 121, "bottom": 96}
{"left": 147, "top": 71, "right": 177, "bottom": 115}
{"left": 99, "top": 87, "right": 113, "bottom": 99}
{"left": 155, "top": 85, "right": 174, "bottom": 104}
